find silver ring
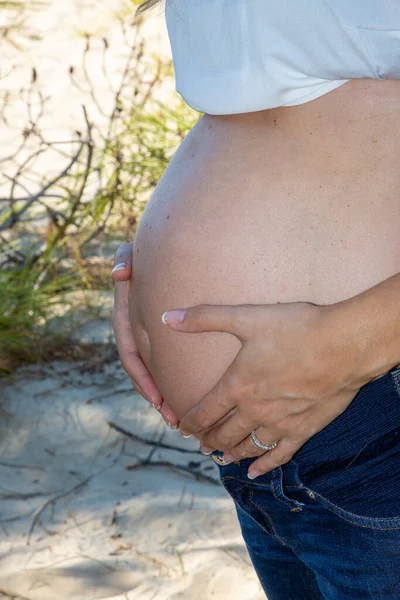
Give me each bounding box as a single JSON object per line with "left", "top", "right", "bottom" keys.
{"left": 251, "top": 430, "right": 279, "bottom": 452}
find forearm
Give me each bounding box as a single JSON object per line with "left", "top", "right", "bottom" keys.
{"left": 327, "top": 272, "right": 400, "bottom": 387}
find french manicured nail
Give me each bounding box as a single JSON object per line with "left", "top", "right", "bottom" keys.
{"left": 180, "top": 430, "right": 191, "bottom": 438}
{"left": 248, "top": 469, "right": 261, "bottom": 480}
{"left": 111, "top": 262, "right": 127, "bottom": 273}
{"left": 223, "top": 452, "right": 235, "bottom": 463}
{"left": 151, "top": 403, "right": 161, "bottom": 411}
{"left": 200, "top": 446, "right": 214, "bottom": 455}
{"left": 167, "top": 421, "right": 179, "bottom": 429}
{"left": 161, "top": 310, "right": 187, "bottom": 326}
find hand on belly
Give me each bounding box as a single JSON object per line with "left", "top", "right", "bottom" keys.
{"left": 158, "top": 300, "right": 365, "bottom": 479}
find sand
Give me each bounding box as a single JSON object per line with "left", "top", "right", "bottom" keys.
{"left": 0, "top": 351, "right": 265, "bottom": 600}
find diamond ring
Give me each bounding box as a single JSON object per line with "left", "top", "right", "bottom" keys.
{"left": 251, "top": 429, "right": 279, "bottom": 452}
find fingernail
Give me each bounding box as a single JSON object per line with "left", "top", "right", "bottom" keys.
{"left": 180, "top": 430, "right": 191, "bottom": 438}
{"left": 167, "top": 421, "right": 179, "bottom": 429}
{"left": 151, "top": 403, "right": 161, "bottom": 411}
{"left": 248, "top": 469, "right": 261, "bottom": 480}
{"left": 111, "top": 262, "right": 127, "bottom": 273}
{"left": 200, "top": 446, "right": 214, "bottom": 455}
{"left": 161, "top": 310, "right": 186, "bottom": 326}
{"left": 223, "top": 452, "right": 235, "bottom": 462}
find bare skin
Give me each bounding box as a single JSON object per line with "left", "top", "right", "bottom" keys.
{"left": 113, "top": 79, "right": 400, "bottom": 473}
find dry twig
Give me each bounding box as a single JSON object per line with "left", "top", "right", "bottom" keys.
{"left": 125, "top": 460, "right": 220, "bottom": 486}
{"left": 108, "top": 420, "right": 202, "bottom": 455}
{"left": 27, "top": 474, "right": 93, "bottom": 545}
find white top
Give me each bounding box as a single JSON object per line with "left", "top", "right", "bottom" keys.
{"left": 165, "top": 0, "right": 400, "bottom": 115}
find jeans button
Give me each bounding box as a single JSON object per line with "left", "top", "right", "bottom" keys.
{"left": 211, "top": 454, "right": 230, "bottom": 466}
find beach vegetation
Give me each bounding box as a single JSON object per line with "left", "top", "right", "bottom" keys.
{"left": 0, "top": 18, "right": 198, "bottom": 372}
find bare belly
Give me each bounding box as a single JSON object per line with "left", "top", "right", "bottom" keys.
{"left": 129, "top": 79, "right": 400, "bottom": 419}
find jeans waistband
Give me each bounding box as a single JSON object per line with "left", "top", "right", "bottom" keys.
{"left": 294, "top": 366, "right": 400, "bottom": 476}
{"left": 211, "top": 367, "right": 400, "bottom": 483}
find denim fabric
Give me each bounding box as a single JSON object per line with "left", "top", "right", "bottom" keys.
{"left": 210, "top": 366, "right": 400, "bottom": 600}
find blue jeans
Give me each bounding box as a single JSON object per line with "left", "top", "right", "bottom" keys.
{"left": 210, "top": 366, "right": 400, "bottom": 600}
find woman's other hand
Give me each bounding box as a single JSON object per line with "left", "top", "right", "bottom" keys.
{"left": 112, "top": 243, "right": 179, "bottom": 427}
{"left": 162, "top": 301, "right": 367, "bottom": 477}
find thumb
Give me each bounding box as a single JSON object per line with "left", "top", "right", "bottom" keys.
{"left": 161, "top": 303, "right": 257, "bottom": 340}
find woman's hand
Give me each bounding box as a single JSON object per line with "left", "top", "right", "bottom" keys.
{"left": 162, "top": 301, "right": 369, "bottom": 478}
{"left": 112, "top": 243, "right": 179, "bottom": 427}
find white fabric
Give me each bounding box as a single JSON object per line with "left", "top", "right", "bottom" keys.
{"left": 165, "top": 0, "right": 400, "bottom": 114}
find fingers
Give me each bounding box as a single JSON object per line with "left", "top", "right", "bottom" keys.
{"left": 124, "top": 347, "right": 163, "bottom": 408}
{"left": 131, "top": 378, "right": 179, "bottom": 428}
{"left": 162, "top": 304, "right": 261, "bottom": 341}
{"left": 113, "top": 242, "right": 133, "bottom": 266}
{"left": 222, "top": 428, "right": 271, "bottom": 462}
{"left": 159, "top": 402, "right": 180, "bottom": 428}
{"left": 131, "top": 378, "right": 159, "bottom": 407}
{"left": 111, "top": 242, "right": 133, "bottom": 282}
{"left": 111, "top": 242, "right": 181, "bottom": 428}
{"left": 178, "top": 357, "right": 245, "bottom": 435}
{"left": 113, "top": 280, "right": 163, "bottom": 408}
{"left": 200, "top": 408, "right": 257, "bottom": 452}
{"left": 247, "top": 437, "right": 303, "bottom": 479}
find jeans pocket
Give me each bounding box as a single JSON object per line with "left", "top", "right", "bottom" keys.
{"left": 221, "top": 474, "right": 252, "bottom": 511}
{"left": 221, "top": 474, "right": 282, "bottom": 540}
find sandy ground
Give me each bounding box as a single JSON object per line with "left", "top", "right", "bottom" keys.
{"left": 0, "top": 349, "right": 265, "bottom": 600}
{"left": 0, "top": 299, "right": 265, "bottom": 600}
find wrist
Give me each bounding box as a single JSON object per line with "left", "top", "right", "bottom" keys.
{"left": 320, "top": 300, "right": 372, "bottom": 391}
{"left": 324, "top": 274, "right": 400, "bottom": 387}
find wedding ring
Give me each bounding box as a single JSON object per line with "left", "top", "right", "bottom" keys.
{"left": 251, "top": 429, "right": 279, "bottom": 452}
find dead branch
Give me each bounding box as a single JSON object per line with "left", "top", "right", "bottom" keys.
{"left": 0, "top": 142, "right": 86, "bottom": 232}
{"left": 108, "top": 421, "right": 202, "bottom": 455}
{"left": 0, "top": 461, "right": 44, "bottom": 471}
{"left": 0, "top": 491, "right": 49, "bottom": 500}
{"left": 109, "top": 420, "right": 220, "bottom": 484}
{"left": 125, "top": 460, "right": 220, "bottom": 486}
{"left": 0, "top": 589, "right": 30, "bottom": 600}
{"left": 27, "top": 474, "right": 93, "bottom": 545}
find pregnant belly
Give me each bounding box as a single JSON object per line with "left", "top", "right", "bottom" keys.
{"left": 129, "top": 81, "right": 400, "bottom": 418}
